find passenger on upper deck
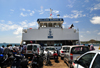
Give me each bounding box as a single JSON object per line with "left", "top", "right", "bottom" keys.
{"left": 68, "top": 24, "right": 74, "bottom": 29}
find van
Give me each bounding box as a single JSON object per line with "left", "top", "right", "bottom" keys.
{"left": 25, "top": 44, "right": 43, "bottom": 58}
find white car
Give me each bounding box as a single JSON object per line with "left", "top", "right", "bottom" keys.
{"left": 25, "top": 44, "right": 43, "bottom": 58}
{"left": 44, "top": 46, "right": 57, "bottom": 58}
{"left": 60, "top": 45, "right": 89, "bottom": 60}
{"left": 73, "top": 50, "right": 100, "bottom": 68}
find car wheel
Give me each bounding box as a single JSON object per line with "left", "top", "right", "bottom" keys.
{"left": 61, "top": 57, "right": 63, "bottom": 60}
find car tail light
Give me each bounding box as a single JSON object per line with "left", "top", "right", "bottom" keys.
{"left": 37, "top": 48, "right": 39, "bottom": 54}
{"left": 61, "top": 51, "right": 64, "bottom": 53}
{"left": 70, "top": 53, "right": 73, "bottom": 60}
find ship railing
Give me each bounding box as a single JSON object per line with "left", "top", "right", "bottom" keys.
{"left": 63, "top": 27, "right": 79, "bottom": 33}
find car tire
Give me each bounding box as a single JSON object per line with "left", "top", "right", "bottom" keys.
{"left": 61, "top": 57, "right": 63, "bottom": 60}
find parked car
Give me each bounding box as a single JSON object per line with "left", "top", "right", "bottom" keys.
{"left": 44, "top": 46, "right": 57, "bottom": 58}
{"left": 73, "top": 50, "right": 100, "bottom": 68}
{"left": 60, "top": 45, "right": 89, "bottom": 67}
{"left": 25, "top": 44, "right": 43, "bottom": 58}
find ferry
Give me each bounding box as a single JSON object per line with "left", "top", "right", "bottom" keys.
{"left": 21, "top": 9, "right": 80, "bottom": 50}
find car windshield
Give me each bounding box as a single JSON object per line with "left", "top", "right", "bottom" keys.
{"left": 71, "top": 46, "right": 89, "bottom": 54}
{"left": 45, "top": 48, "right": 55, "bottom": 50}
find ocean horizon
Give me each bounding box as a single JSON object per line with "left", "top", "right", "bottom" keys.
{"left": 0, "top": 43, "right": 100, "bottom": 47}
{"left": 0, "top": 43, "right": 20, "bottom": 47}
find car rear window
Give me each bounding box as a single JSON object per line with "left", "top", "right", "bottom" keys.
{"left": 27, "top": 45, "right": 32, "bottom": 50}
{"left": 63, "top": 47, "right": 70, "bottom": 52}
{"left": 33, "top": 45, "right": 37, "bottom": 51}
{"left": 27, "top": 45, "right": 37, "bottom": 51}
{"left": 71, "top": 46, "right": 89, "bottom": 54}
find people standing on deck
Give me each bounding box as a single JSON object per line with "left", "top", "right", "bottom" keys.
{"left": 90, "top": 45, "right": 95, "bottom": 51}
{"left": 23, "top": 42, "right": 27, "bottom": 54}
{"left": 19, "top": 45, "right": 23, "bottom": 54}
{"left": 3, "top": 45, "right": 11, "bottom": 56}
{"left": 46, "top": 50, "right": 51, "bottom": 66}
{"left": 88, "top": 45, "right": 90, "bottom": 50}
{"left": 68, "top": 24, "right": 74, "bottom": 29}
{"left": 0, "top": 45, "right": 5, "bottom": 54}
{"left": 8, "top": 44, "right": 13, "bottom": 52}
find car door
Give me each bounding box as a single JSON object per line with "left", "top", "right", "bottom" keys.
{"left": 91, "top": 54, "right": 100, "bottom": 68}
{"left": 74, "top": 53, "right": 96, "bottom": 68}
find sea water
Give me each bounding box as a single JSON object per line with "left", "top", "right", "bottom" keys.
{"left": 0, "top": 43, "right": 20, "bottom": 47}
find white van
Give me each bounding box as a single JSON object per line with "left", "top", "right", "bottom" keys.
{"left": 25, "top": 44, "right": 43, "bottom": 58}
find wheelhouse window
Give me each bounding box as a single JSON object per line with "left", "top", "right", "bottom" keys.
{"left": 40, "top": 23, "right": 43, "bottom": 27}
{"left": 44, "top": 23, "right": 47, "bottom": 27}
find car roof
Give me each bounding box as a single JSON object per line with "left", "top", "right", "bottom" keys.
{"left": 87, "top": 50, "right": 100, "bottom": 53}
{"left": 62, "top": 45, "right": 87, "bottom": 47}
{"left": 45, "top": 46, "right": 55, "bottom": 48}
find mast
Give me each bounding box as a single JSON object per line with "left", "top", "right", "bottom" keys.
{"left": 49, "top": 8, "right": 53, "bottom": 18}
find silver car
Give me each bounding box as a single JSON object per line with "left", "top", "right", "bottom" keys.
{"left": 44, "top": 46, "right": 57, "bottom": 58}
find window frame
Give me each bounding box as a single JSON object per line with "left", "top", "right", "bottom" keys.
{"left": 77, "top": 53, "right": 96, "bottom": 68}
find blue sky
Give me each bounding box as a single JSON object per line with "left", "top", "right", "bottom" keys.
{"left": 0, "top": 0, "right": 100, "bottom": 43}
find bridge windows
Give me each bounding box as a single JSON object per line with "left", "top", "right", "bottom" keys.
{"left": 39, "top": 23, "right": 62, "bottom": 28}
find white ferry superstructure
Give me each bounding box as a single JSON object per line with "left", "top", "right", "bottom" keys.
{"left": 22, "top": 9, "right": 80, "bottom": 49}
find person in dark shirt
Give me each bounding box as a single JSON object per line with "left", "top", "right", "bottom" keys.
{"left": 4, "top": 45, "right": 11, "bottom": 56}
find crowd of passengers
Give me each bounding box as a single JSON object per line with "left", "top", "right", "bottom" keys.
{"left": 0, "top": 44, "right": 25, "bottom": 55}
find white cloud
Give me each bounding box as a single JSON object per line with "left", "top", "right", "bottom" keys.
{"left": 63, "top": 10, "right": 85, "bottom": 18}
{"left": 30, "top": 13, "right": 33, "bottom": 16}
{"left": 29, "top": 22, "right": 36, "bottom": 26}
{"left": 0, "top": 20, "right": 38, "bottom": 35}
{"left": 8, "top": 21, "right": 13, "bottom": 24}
{"left": 90, "top": 3, "right": 100, "bottom": 12}
{"left": 63, "top": 22, "right": 66, "bottom": 24}
{"left": 0, "top": 20, "right": 5, "bottom": 22}
{"left": 21, "top": 8, "right": 25, "bottom": 11}
{"left": 20, "top": 12, "right": 27, "bottom": 17}
{"left": 53, "top": 10, "right": 59, "bottom": 14}
{"left": 13, "top": 27, "right": 23, "bottom": 35}
{"left": 67, "top": 5, "right": 73, "bottom": 8}
{"left": 16, "top": 35, "right": 22, "bottom": 38}
{"left": 20, "top": 20, "right": 28, "bottom": 27}
{"left": 0, "top": 24, "right": 19, "bottom": 31}
{"left": 94, "top": 30, "right": 98, "bottom": 32}
{"left": 32, "top": 11, "right": 35, "bottom": 14}
{"left": 80, "top": 35, "right": 83, "bottom": 37}
{"left": 85, "top": 0, "right": 89, "bottom": 2}
{"left": 98, "top": 32, "right": 100, "bottom": 35}
{"left": 86, "top": 31, "right": 90, "bottom": 33}
{"left": 30, "top": 11, "right": 35, "bottom": 16}
{"left": 90, "top": 16, "right": 100, "bottom": 24}
{"left": 74, "top": 21, "right": 79, "bottom": 23}
{"left": 10, "top": 9, "right": 14, "bottom": 11}
{"left": 27, "top": 10, "right": 31, "bottom": 12}
{"left": 45, "top": 9, "right": 50, "bottom": 11}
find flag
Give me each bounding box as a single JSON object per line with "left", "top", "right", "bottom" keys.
{"left": 50, "top": 14, "right": 52, "bottom": 16}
